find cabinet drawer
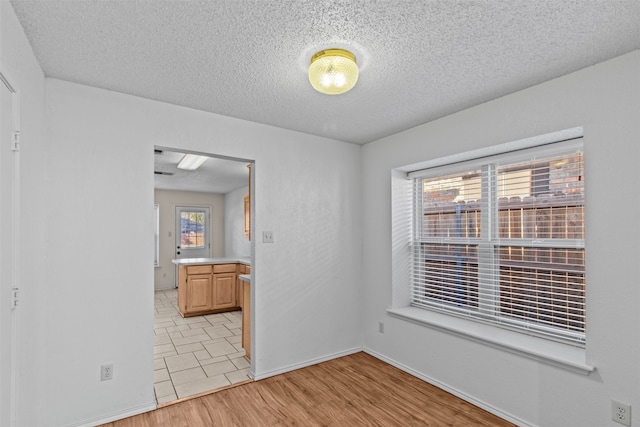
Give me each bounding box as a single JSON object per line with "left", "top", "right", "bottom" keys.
{"left": 213, "top": 263, "right": 237, "bottom": 273}
{"left": 187, "top": 265, "right": 212, "bottom": 275}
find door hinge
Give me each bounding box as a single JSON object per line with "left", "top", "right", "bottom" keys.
{"left": 11, "top": 287, "right": 20, "bottom": 309}
{"left": 11, "top": 131, "right": 20, "bottom": 151}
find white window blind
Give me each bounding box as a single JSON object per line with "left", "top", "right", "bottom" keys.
{"left": 410, "top": 139, "right": 585, "bottom": 346}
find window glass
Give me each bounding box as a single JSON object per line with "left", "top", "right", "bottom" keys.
{"left": 180, "top": 211, "right": 206, "bottom": 248}
{"left": 412, "top": 143, "right": 585, "bottom": 345}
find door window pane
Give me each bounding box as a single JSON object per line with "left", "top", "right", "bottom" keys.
{"left": 180, "top": 211, "right": 206, "bottom": 248}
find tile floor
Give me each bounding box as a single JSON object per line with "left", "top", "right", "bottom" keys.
{"left": 153, "top": 289, "right": 250, "bottom": 404}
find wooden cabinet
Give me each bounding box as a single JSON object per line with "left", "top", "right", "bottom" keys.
{"left": 242, "top": 278, "right": 251, "bottom": 361}
{"left": 212, "top": 272, "right": 236, "bottom": 309}
{"left": 236, "top": 268, "right": 243, "bottom": 308}
{"left": 178, "top": 261, "right": 252, "bottom": 361}
{"left": 236, "top": 264, "right": 251, "bottom": 308}
{"left": 185, "top": 273, "right": 213, "bottom": 313}
{"left": 179, "top": 265, "right": 213, "bottom": 316}
{"left": 178, "top": 263, "right": 241, "bottom": 317}
{"left": 243, "top": 195, "right": 250, "bottom": 239}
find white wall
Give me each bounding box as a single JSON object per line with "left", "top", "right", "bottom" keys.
{"left": 361, "top": 51, "right": 640, "bottom": 426}
{"left": 9, "top": 1, "right": 635, "bottom": 424}
{"left": 36, "top": 78, "right": 362, "bottom": 426}
{"left": 0, "top": 3, "right": 47, "bottom": 426}
{"left": 224, "top": 185, "right": 250, "bottom": 258}
{"left": 43, "top": 83, "right": 157, "bottom": 426}
{"left": 154, "top": 189, "right": 225, "bottom": 290}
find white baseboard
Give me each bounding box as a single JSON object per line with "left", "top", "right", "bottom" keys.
{"left": 253, "top": 346, "right": 362, "bottom": 380}
{"left": 66, "top": 401, "right": 157, "bottom": 427}
{"left": 67, "top": 349, "right": 530, "bottom": 426}
{"left": 363, "top": 347, "right": 533, "bottom": 427}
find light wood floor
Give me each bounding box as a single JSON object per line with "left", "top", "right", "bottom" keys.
{"left": 102, "top": 352, "right": 514, "bottom": 426}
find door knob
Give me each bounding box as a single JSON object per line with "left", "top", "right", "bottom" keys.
{"left": 177, "top": 251, "right": 181, "bottom": 255}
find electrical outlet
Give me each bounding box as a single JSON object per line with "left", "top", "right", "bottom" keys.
{"left": 612, "top": 400, "right": 631, "bottom": 426}
{"left": 101, "top": 364, "right": 114, "bottom": 381}
{"left": 378, "top": 322, "right": 385, "bottom": 333}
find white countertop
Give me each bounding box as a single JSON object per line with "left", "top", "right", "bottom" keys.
{"left": 171, "top": 257, "right": 251, "bottom": 266}
{"left": 238, "top": 274, "right": 251, "bottom": 283}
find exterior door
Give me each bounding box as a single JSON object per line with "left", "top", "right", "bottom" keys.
{"left": 175, "top": 206, "right": 210, "bottom": 260}
{"left": 0, "top": 75, "right": 17, "bottom": 427}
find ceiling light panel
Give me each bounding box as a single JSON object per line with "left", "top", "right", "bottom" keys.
{"left": 177, "top": 154, "right": 209, "bottom": 170}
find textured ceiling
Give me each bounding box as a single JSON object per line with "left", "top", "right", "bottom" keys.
{"left": 10, "top": 1, "right": 640, "bottom": 145}
{"left": 154, "top": 150, "right": 250, "bottom": 194}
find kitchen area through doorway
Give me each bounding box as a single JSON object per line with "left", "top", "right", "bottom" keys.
{"left": 153, "top": 148, "right": 254, "bottom": 405}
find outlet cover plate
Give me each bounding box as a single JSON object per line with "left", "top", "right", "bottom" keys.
{"left": 101, "top": 364, "right": 114, "bottom": 381}
{"left": 612, "top": 400, "right": 631, "bottom": 426}
{"left": 262, "top": 231, "right": 275, "bottom": 243}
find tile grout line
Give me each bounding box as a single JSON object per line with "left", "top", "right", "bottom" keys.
{"left": 153, "top": 289, "right": 248, "bottom": 403}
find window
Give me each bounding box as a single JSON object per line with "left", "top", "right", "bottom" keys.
{"left": 410, "top": 138, "right": 585, "bottom": 346}
{"left": 180, "top": 210, "right": 206, "bottom": 248}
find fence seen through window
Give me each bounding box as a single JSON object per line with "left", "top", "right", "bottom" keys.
{"left": 180, "top": 211, "right": 206, "bottom": 248}
{"left": 413, "top": 148, "right": 585, "bottom": 343}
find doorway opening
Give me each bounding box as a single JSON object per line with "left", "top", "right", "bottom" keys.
{"left": 153, "top": 147, "right": 254, "bottom": 405}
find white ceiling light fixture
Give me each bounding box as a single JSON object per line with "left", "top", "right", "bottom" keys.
{"left": 308, "top": 49, "right": 359, "bottom": 95}
{"left": 177, "top": 154, "right": 209, "bottom": 170}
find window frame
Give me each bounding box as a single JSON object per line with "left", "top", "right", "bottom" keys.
{"left": 410, "top": 139, "right": 585, "bottom": 345}
{"left": 389, "top": 128, "right": 594, "bottom": 374}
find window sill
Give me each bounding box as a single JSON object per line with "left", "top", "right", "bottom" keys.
{"left": 387, "top": 306, "right": 595, "bottom": 375}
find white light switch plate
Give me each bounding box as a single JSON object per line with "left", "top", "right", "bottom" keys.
{"left": 263, "top": 231, "right": 275, "bottom": 243}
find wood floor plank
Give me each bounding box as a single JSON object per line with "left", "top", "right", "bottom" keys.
{"left": 102, "top": 352, "right": 514, "bottom": 427}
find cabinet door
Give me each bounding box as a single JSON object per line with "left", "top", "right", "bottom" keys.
{"left": 236, "top": 274, "right": 243, "bottom": 309}
{"left": 213, "top": 272, "right": 237, "bottom": 309}
{"left": 185, "top": 274, "right": 213, "bottom": 313}
{"left": 242, "top": 280, "right": 251, "bottom": 361}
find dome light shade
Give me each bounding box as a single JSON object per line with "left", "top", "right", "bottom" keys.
{"left": 308, "top": 49, "right": 358, "bottom": 95}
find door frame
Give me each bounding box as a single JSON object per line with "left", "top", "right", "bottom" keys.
{"left": 153, "top": 146, "right": 256, "bottom": 398}
{"left": 0, "top": 71, "right": 20, "bottom": 427}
